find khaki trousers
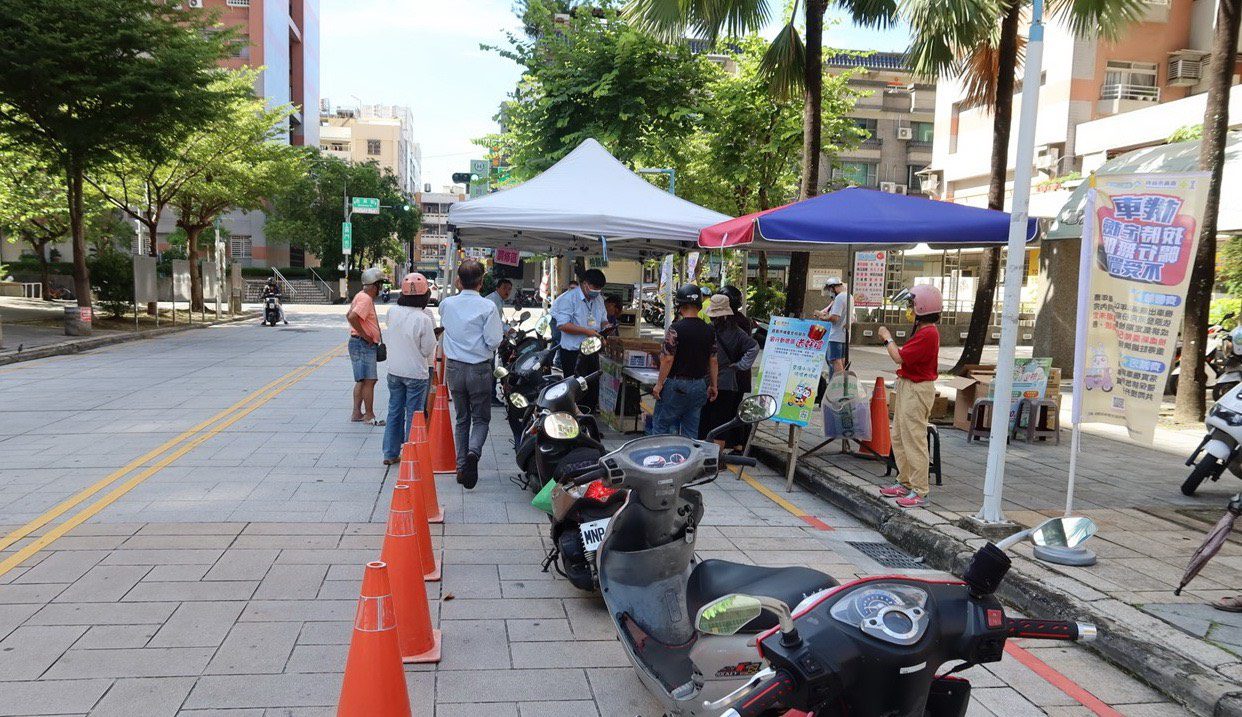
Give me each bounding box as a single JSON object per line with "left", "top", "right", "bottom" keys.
{"left": 891, "top": 377, "right": 936, "bottom": 497}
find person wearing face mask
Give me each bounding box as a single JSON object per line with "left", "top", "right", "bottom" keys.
{"left": 877, "top": 284, "right": 942, "bottom": 509}
{"left": 551, "top": 269, "right": 608, "bottom": 408}
{"left": 381, "top": 273, "right": 438, "bottom": 466}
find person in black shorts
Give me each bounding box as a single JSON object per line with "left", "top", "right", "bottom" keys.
{"left": 652, "top": 284, "right": 718, "bottom": 438}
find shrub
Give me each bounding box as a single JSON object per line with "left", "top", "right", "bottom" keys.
{"left": 88, "top": 249, "right": 134, "bottom": 318}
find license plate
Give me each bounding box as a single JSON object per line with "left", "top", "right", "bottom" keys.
{"left": 578, "top": 518, "right": 611, "bottom": 552}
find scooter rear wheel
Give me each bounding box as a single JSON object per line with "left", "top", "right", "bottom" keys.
{"left": 1182, "top": 457, "right": 1219, "bottom": 496}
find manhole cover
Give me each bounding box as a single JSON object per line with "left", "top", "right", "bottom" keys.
{"left": 846, "top": 541, "right": 925, "bottom": 570}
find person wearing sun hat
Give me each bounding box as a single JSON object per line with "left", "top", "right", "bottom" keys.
{"left": 381, "top": 272, "right": 438, "bottom": 466}
{"left": 698, "top": 293, "right": 759, "bottom": 449}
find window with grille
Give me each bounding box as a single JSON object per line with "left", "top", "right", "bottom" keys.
{"left": 229, "top": 236, "right": 252, "bottom": 259}
{"left": 1102, "top": 61, "right": 1159, "bottom": 101}
{"left": 832, "top": 162, "right": 878, "bottom": 187}
{"left": 911, "top": 121, "right": 934, "bottom": 143}
{"left": 226, "top": 0, "right": 250, "bottom": 7}
{"left": 852, "top": 117, "right": 879, "bottom": 142}
{"left": 367, "top": 139, "right": 382, "bottom": 155}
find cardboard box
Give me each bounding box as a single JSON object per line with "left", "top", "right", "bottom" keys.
{"left": 943, "top": 364, "right": 1062, "bottom": 432}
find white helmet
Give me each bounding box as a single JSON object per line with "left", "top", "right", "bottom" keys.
{"left": 1231, "top": 325, "right": 1242, "bottom": 356}
{"left": 361, "top": 267, "right": 385, "bottom": 285}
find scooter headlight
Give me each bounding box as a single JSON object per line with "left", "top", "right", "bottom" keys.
{"left": 543, "top": 412, "right": 580, "bottom": 440}
{"left": 1210, "top": 403, "right": 1242, "bottom": 426}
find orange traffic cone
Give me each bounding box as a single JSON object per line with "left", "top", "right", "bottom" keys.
{"left": 428, "top": 389, "right": 457, "bottom": 474}
{"left": 336, "top": 561, "right": 412, "bottom": 717}
{"left": 380, "top": 486, "right": 442, "bottom": 663}
{"left": 858, "top": 377, "right": 893, "bottom": 461}
{"left": 407, "top": 414, "right": 443, "bottom": 523}
{"left": 392, "top": 456, "right": 441, "bottom": 582}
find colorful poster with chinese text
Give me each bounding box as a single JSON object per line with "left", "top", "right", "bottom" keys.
{"left": 1076, "top": 172, "right": 1211, "bottom": 443}
{"left": 757, "top": 317, "right": 833, "bottom": 426}
{"left": 853, "top": 251, "right": 887, "bottom": 308}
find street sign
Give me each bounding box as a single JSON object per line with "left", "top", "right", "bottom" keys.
{"left": 342, "top": 222, "right": 352, "bottom": 255}
{"left": 351, "top": 197, "right": 380, "bottom": 214}
{"left": 470, "top": 159, "right": 489, "bottom": 179}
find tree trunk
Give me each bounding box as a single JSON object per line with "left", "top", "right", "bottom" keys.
{"left": 950, "top": 2, "right": 1022, "bottom": 374}
{"left": 144, "top": 215, "right": 160, "bottom": 316}
{"left": 186, "top": 226, "right": 204, "bottom": 312}
{"left": 1177, "top": 0, "right": 1242, "bottom": 421}
{"left": 786, "top": 0, "right": 827, "bottom": 318}
{"left": 66, "top": 161, "right": 92, "bottom": 327}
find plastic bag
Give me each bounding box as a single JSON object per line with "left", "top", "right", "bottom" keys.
{"left": 531, "top": 478, "right": 556, "bottom": 515}
{"left": 821, "top": 371, "right": 872, "bottom": 441}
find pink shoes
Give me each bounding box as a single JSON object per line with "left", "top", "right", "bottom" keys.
{"left": 879, "top": 484, "right": 907, "bottom": 498}
{"left": 880, "top": 484, "right": 927, "bottom": 508}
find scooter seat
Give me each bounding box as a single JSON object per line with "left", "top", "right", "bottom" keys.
{"left": 686, "top": 559, "right": 837, "bottom": 633}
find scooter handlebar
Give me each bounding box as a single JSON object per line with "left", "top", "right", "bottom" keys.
{"left": 721, "top": 670, "right": 798, "bottom": 717}
{"left": 1005, "top": 618, "right": 1096, "bottom": 642}
{"left": 569, "top": 466, "right": 607, "bottom": 486}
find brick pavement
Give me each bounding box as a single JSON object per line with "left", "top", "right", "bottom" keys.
{"left": 0, "top": 305, "right": 1192, "bottom": 715}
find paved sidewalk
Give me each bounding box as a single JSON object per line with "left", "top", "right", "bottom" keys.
{"left": 761, "top": 401, "right": 1242, "bottom": 714}
{"left": 0, "top": 305, "right": 1193, "bottom": 715}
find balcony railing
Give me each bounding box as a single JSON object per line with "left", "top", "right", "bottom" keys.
{"left": 1100, "top": 83, "right": 1160, "bottom": 102}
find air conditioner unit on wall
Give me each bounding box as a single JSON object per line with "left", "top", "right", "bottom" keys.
{"left": 897, "top": 127, "right": 914, "bottom": 140}
{"left": 187, "top": 0, "right": 204, "bottom": 7}
{"left": 1169, "top": 56, "right": 1204, "bottom": 86}
{"left": 880, "top": 182, "right": 906, "bottom": 194}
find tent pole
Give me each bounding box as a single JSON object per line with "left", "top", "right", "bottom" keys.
{"left": 977, "top": 0, "right": 1045, "bottom": 526}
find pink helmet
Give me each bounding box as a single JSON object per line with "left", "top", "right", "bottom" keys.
{"left": 401, "top": 272, "right": 429, "bottom": 296}
{"left": 894, "top": 284, "right": 943, "bottom": 316}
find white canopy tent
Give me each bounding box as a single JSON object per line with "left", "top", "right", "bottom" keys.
{"left": 446, "top": 138, "right": 729, "bottom": 260}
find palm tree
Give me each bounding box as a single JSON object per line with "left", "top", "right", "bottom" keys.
{"left": 1177, "top": 0, "right": 1241, "bottom": 420}
{"left": 625, "top": 0, "right": 897, "bottom": 316}
{"left": 903, "top": 0, "right": 1143, "bottom": 373}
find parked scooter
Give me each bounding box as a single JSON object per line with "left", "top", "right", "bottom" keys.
{"left": 565, "top": 405, "right": 1098, "bottom": 716}
{"left": 498, "top": 311, "right": 548, "bottom": 368}
{"left": 510, "top": 336, "right": 604, "bottom": 492}
{"left": 1182, "top": 381, "right": 1242, "bottom": 495}
{"left": 1168, "top": 312, "right": 1235, "bottom": 396}
{"left": 694, "top": 519, "right": 1098, "bottom": 717}
{"left": 495, "top": 345, "right": 558, "bottom": 444}
{"left": 1211, "top": 325, "right": 1242, "bottom": 400}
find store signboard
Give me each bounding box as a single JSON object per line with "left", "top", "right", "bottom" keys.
{"left": 853, "top": 250, "right": 887, "bottom": 308}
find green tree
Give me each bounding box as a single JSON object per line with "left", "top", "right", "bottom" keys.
{"left": 266, "top": 152, "right": 419, "bottom": 273}
{"left": 87, "top": 244, "right": 133, "bottom": 319}
{"left": 168, "top": 91, "right": 305, "bottom": 310}
{"left": 89, "top": 70, "right": 256, "bottom": 312}
{"left": 626, "top": 0, "right": 899, "bottom": 317}
{"left": 0, "top": 0, "right": 235, "bottom": 322}
{"left": 904, "top": 0, "right": 1143, "bottom": 372}
{"left": 1177, "top": 0, "right": 1242, "bottom": 419}
{"left": 487, "top": 2, "right": 717, "bottom": 180}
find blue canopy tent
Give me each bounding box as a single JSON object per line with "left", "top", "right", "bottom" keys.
{"left": 699, "top": 187, "right": 1039, "bottom": 250}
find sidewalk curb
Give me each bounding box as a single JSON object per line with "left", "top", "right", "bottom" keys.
{"left": 752, "top": 444, "right": 1242, "bottom": 717}
{"left": 0, "top": 312, "right": 260, "bottom": 367}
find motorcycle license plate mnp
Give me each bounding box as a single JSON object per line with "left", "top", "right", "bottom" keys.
{"left": 579, "top": 518, "right": 611, "bottom": 552}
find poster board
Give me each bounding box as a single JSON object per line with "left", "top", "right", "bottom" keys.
{"left": 1076, "top": 172, "right": 1211, "bottom": 443}
{"left": 171, "top": 260, "right": 192, "bottom": 302}
{"left": 756, "top": 316, "right": 832, "bottom": 427}
{"left": 987, "top": 357, "right": 1053, "bottom": 425}
{"left": 132, "top": 255, "right": 158, "bottom": 304}
{"left": 852, "top": 250, "right": 887, "bottom": 308}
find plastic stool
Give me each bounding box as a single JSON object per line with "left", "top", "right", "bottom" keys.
{"left": 1011, "top": 398, "right": 1061, "bottom": 444}
{"left": 966, "top": 398, "right": 1011, "bottom": 443}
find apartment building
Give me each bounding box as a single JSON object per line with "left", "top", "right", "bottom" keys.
{"left": 320, "top": 103, "right": 422, "bottom": 196}
{"left": 823, "top": 52, "right": 937, "bottom": 196}
{"left": 924, "top": 0, "right": 1233, "bottom": 208}
{"left": 414, "top": 190, "right": 466, "bottom": 277}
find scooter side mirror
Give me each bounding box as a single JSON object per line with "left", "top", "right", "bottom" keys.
{"left": 519, "top": 310, "right": 531, "bottom": 322}
{"left": 494, "top": 367, "right": 510, "bottom": 380}
{"left": 1030, "top": 516, "right": 1097, "bottom": 549}
{"left": 535, "top": 315, "right": 552, "bottom": 335}
{"left": 695, "top": 594, "right": 765, "bottom": 636}
{"left": 580, "top": 336, "right": 603, "bottom": 356}
{"left": 739, "top": 394, "right": 778, "bottom": 423}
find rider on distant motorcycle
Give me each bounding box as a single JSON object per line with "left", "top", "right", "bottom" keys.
{"left": 261, "top": 278, "right": 287, "bottom": 324}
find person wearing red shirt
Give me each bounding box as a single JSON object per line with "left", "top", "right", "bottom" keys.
{"left": 878, "top": 285, "right": 943, "bottom": 508}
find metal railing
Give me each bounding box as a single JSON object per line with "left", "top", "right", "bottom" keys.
{"left": 308, "top": 267, "right": 334, "bottom": 302}
{"left": 1100, "top": 83, "right": 1159, "bottom": 102}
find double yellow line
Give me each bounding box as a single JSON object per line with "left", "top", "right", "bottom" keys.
{"left": 0, "top": 344, "right": 344, "bottom": 579}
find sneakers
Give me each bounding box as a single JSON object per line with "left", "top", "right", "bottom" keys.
{"left": 457, "top": 451, "right": 480, "bottom": 489}
{"left": 895, "top": 493, "right": 926, "bottom": 509}
{"left": 879, "top": 484, "right": 907, "bottom": 498}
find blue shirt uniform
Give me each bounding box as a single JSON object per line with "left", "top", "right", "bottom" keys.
{"left": 551, "top": 288, "right": 607, "bottom": 351}
{"left": 439, "top": 290, "right": 504, "bottom": 363}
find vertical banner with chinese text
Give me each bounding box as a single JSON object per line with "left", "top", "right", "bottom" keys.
{"left": 1076, "top": 172, "right": 1211, "bottom": 443}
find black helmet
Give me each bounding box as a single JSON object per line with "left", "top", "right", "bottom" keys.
{"left": 674, "top": 284, "right": 705, "bottom": 308}
{"left": 720, "top": 285, "right": 743, "bottom": 310}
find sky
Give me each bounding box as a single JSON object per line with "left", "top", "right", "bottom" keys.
{"left": 319, "top": 0, "right": 911, "bottom": 191}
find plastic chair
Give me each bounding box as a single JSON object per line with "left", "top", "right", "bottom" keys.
{"left": 1011, "top": 398, "right": 1061, "bottom": 444}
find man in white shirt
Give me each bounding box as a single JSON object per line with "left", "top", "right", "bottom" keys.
{"left": 551, "top": 268, "right": 608, "bottom": 409}
{"left": 381, "top": 273, "right": 438, "bottom": 466}
{"left": 484, "top": 278, "right": 512, "bottom": 316}
{"left": 438, "top": 259, "right": 504, "bottom": 488}
{"left": 814, "top": 277, "right": 850, "bottom": 378}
